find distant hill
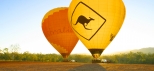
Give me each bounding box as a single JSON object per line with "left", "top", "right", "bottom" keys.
{"left": 130, "top": 47, "right": 154, "bottom": 54}
{"left": 107, "top": 47, "right": 154, "bottom": 55}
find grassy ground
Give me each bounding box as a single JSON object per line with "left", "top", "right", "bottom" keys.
{"left": 0, "top": 61, "right": 154, "bottom": 71}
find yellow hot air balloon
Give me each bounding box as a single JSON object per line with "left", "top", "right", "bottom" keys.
{"left": 42, "top": 7, "right": 78, "bottom": 61}
{"left": 68, "top": 0, "right": 126, "bottom": 61}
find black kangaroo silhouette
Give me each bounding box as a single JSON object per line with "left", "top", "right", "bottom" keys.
{"left": 74, "top": 15, "right": 94, "bottom": 30}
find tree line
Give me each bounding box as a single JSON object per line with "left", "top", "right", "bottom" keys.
{"left": 0, "top": 44, "right": 154, "bottom": 64}
{"left": 100, "top": 51, "right": 154, "bottom": 64}
{"left": 0, "top": 44, "right": 92, "bottom": 62}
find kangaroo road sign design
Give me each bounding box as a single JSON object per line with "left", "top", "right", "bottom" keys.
{"left": 71, "top": 2, "right": 106, "bottom": 40}
{"left": 75, "top": 15, "right": 94, "bottom": 30}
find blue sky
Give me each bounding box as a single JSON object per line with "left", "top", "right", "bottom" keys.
{"left": 0, "top": 0, "right": 154, "bottom": 54}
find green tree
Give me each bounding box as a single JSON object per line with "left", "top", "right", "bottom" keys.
{"left": 9, "top": 44, "right": 20, "bottom": 60}
{"left": 2, "top": 48, "right": 11, "bottom": 60}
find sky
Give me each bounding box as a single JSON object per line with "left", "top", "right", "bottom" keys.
{"left": 0, "top": 0, "right": 154, "bottom": 55}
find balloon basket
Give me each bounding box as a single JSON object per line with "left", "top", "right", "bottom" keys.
{"left": 62, "top": 58, "right": 70, "bottom": 62}
{"left": 92, "top": 58, "right": 101, "bottom": 63}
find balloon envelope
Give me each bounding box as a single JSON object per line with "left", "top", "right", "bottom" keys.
{"left": 42, "top": 7, "right": 78, "bottom": 59}
{"left": 68, "top": 0, "right": 126, "bottom": 58}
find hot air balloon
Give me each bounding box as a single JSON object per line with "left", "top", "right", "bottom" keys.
{"left": 42, "top": 7, "right": 78, "bottom": 62}
{"left": 68, "top": 0, "right": 126, "bottom": 62}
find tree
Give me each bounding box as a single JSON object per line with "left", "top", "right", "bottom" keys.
{"left": 3, "top": 48, "right": 9, "bottom": 53}
{"left": 0, "top": 48, "right": 2, "bottom": 53}
{"left": 9, "top": 44, "right": 20, "bottom": 60}
{"left": 2, "top": 48, "right": 11, "bottom": 60}
{"left": 9, "top": 44, "right": 20, "bottom": 53}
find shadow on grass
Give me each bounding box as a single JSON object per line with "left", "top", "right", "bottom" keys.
{"left": 68, "top": 63, "right": 106, "bottom": 71}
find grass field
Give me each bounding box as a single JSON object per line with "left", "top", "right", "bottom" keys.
{"left": 0, "top": 61, "right": 154, "bottom": 71}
